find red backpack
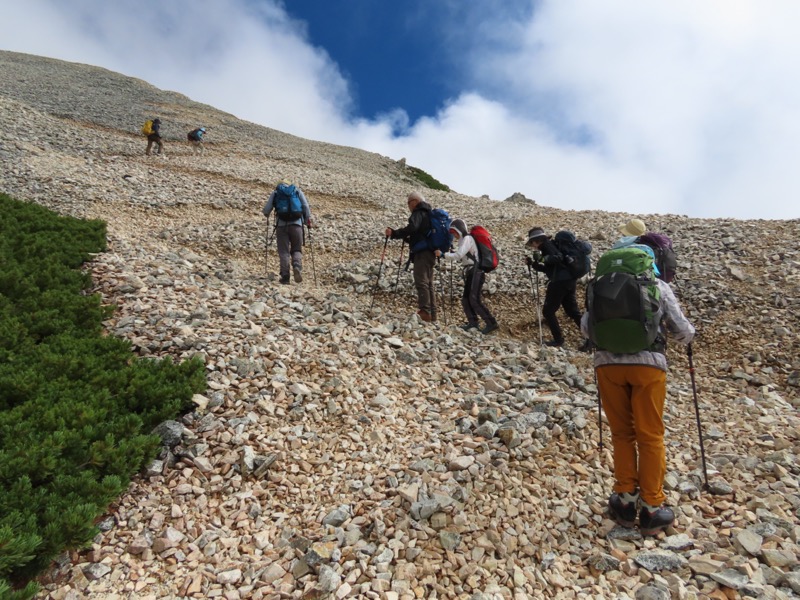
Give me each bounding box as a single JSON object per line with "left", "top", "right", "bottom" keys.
{"left": 469, "top": 226, "right": 499, "bottom": 272}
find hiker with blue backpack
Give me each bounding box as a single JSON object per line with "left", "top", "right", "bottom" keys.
{"left": 262, "top": 181, "right": 313, "bottom": 284}
{"left": 525, "top": 227, "right": 592, "bottom": 350}
{"left": 582, "top": 244, "right": 695, "bottom": 536}
{"left": 385, "top": 192, "right": 446, "bottom": 322}
{"left": 435, "top": 218, "right": 499, "bottom": 335}
{"left": 187, "top": 127, "right": 206, "bottom": 154}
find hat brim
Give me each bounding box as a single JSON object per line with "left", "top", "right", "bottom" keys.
{"left": 619, "top": 226, "right": 640, "bottom": 236}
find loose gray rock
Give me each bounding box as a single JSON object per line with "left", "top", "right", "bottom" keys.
{"left": 633, "top": 549, "right": 688, "bottom": 572}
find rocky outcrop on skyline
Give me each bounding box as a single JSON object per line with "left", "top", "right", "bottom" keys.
{"left": 1, "top": 50, "right": 799, "bottom": 600}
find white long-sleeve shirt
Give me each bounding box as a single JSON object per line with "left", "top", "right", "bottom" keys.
{"left": 443, "top": 234, "right": 478, "bottom": 266}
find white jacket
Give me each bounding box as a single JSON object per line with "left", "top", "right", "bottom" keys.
{"left": 581, "top": 279, "right": 695, "bottom": 371}
{"left": 443, "top": 235, "right": 478, "bottom": 266}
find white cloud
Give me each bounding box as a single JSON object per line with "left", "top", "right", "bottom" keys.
{"left": 1, "top": 0, "right": 798, "bottom": 219}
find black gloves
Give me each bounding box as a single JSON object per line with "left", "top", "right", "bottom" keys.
{"left": 526, "top": 252, "right": 542, "bottom": 268}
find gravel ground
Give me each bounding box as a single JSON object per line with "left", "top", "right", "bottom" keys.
{"left": 1, "top": 50, "right": 799, "bottom": 600}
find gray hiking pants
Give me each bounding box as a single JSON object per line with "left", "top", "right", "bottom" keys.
{"left": 276, "top": 224, "right": 303, "bottom": 279}
{"left": 413, "top": 250, "right": 436, "bottom": 317}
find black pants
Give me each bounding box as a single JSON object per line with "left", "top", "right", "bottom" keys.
{"left": 461, "top": 267, "right": 496, "bottom": 326}
{"left": 543, "top": 278, "right": 581, "bottom": 342}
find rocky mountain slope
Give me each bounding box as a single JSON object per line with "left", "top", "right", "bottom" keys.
{"left": 1, "top": 50, "right": 799, "bottom": 600}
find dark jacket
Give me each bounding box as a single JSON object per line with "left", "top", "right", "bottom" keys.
{"left": 531, "top": 238, "right": 573, "bottom": 282}
{"left": 149, "top": 119, "right": 162, "bottom": 140}
{"left": 391, "top": 201, "right": 432, "bottom": 251}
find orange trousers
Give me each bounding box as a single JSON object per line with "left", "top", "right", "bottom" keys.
{"left": 597, "top": 364, "right": 667, "bottom": 506}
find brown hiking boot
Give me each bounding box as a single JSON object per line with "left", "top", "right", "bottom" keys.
{"left": 417, "top": 309, "right": 432, "bottom": 322}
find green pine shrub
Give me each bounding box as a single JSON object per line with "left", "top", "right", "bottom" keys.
{"left": 407, "top": 165, "right": 450, "bottom": 192}
{"left": 0, "top": 194, "right": 205, "bottom": 598}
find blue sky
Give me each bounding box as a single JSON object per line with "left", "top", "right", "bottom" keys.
{"left": 1, "top": 0, "right": 799, "bottom": 220}
{"left": 283, "top": 1, "right": 461, "bottom": 124}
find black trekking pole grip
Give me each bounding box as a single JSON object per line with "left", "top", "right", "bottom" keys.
{"left": 370, "top": 236, "right": 390, "bottom": 314}
{"left": 687, "top": 343, "right": 709, "bottom": 491}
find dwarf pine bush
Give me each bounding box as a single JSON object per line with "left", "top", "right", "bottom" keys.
{"left": 0, "top": 194, "right": 205, "bottom": 598}
{"left": 407, "top": 165, "right": 450, "bottom": 192}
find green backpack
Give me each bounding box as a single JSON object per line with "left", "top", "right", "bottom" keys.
{"left": 587, "top": 247, "right": 664, "bottom": 354}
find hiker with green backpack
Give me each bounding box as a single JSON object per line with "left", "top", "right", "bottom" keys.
{"left": 525, "top": 227, "right": 592, "bottom": 350}
{"left": 582, "top": 245, "right": 695, "bottom": 536}
{"left": 262, "top": 181, "right": 313, "bottom": 284}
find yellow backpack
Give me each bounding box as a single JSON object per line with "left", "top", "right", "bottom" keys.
{"left": 142, "top": 120, "right": 154, "bottom": 136}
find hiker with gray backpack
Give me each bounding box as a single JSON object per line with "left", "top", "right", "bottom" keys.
{"left": 525, "top": 227, "right": 592, "bottom": 350}
{"left": 262, "top": 181, "right": 313, "bottom": 284}
{"left": 582, "top": 244, "right": 695, "bottom": 536}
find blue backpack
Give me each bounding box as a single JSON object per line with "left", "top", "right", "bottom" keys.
{"left": 412, "top": 207, "right": 452, "bottom": 254}
{"left": 274, "top": 183, "right": 303, "bottom": 221}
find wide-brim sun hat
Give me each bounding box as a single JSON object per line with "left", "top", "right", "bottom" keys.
{"left": 619, "top": 218, "right": 646, "bottom": 237}
{"left": 526, "top": 227, "right": 546, "bottom": 245}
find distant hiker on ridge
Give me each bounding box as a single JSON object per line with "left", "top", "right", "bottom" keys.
{"left": 187, "top": 127, "right": 206, "bottom": 154}
{"left": 262, "top": 181, "right": 313, "bottom": 284}
{"left": 385, "top": 192, "right": 436, "bottom": 322}
{"left": 143, "top": 118, "right": 163, "bottom": 156}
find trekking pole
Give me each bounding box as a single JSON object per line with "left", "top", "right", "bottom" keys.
{"left": 307, "top": 224, "right": 317, "bottom": 286}
{"left": 370, "top": 237, "right": 389, "bottom": 314}
{"left": 394, "top": 240, "right": 405, "bottom": 293}
{"left": 534, "top": 269, "right": 543, "bottom": 346}
{"left": 449, "top": 262, "right": 454, "bottom": 317}
{"left": 527, "top": 264, "right": 543, "bottom": 346}
{"left": 687, "top": 343, "right": 709, "bottom": 490}
{"left": 264, "top": 215, "right": 269, "bottom": 277}
{"left": 595, "top": 366, "right": 603, "bottom": 451}
{"left": 440, "top": 259, "right": 448, "bottom": 326}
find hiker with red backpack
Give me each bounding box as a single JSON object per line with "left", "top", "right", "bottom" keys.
{"left": 385, "top": 192, "right": 443, "bottom": 322}
{"left": 435, "top": 219, "right": 499, "bottom": 335}
{"left": 582, "top": 245, "right": 695, "bottom": 535}
{"left": 525, "top": 227, "right": 592, "bottom": 350}
{"left": 262, "top": 181, "right": 313, "bottom": 284}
